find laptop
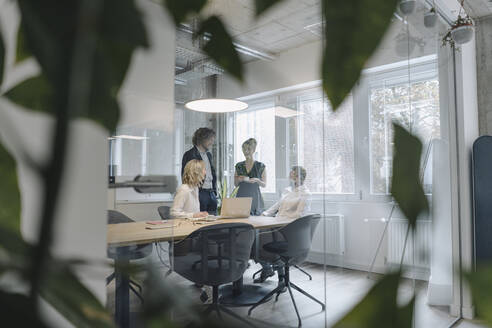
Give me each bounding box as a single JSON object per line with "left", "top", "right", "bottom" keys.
{"left": 217, "top": 197, "right": 252, "bottom": 219}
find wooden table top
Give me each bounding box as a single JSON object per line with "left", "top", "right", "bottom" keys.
{"left": 107, "top": 216, "right": 294, "bottom": 247}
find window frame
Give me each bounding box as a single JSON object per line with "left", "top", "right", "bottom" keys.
{"left": 228, "top": 55, "right": 439, "bottom": 204}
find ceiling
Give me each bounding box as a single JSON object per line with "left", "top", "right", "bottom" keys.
{"left": 174, "top": 0, "right": 492, "bottom": 91}
{"left": 465, "top": 0, "right": 492, "bottom": 18}
{"left": 201, "top": 0, "right": 322, "bottom": 54}
{"left": 175, "top": 0, "right": 322, "bottom": 88}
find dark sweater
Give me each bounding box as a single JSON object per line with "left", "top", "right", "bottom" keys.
{"left": 181, "top": 146, "right": 217, "bottom": 192}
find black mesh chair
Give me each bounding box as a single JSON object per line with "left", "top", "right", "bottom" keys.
{"left": 157, "top": 205, "right": 171, "bottom": 220}
{"left": 156, "top": 206, "right": 173, "bottom": 276}
{"left": 173, "top": 223, "right": 255, "bottom": 326}
{"left": 293, "top": 217, "right": 320, "bottom": 280}
{"left": 107, "top": 210, "right": 153, "bottom": 303}
{"left": 248, "top": 214, "right": 325, "bottom": 327}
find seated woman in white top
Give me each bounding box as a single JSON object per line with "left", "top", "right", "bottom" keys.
{"left": 254, "top": 166, "right": 311, "bottom": 283}
{"left": 262, "top": 166, "right": 311, "bottom": 219}
{"left": 171, "top": 159, "right": 209, "bottom": 219}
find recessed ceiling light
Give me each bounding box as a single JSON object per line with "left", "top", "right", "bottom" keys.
{"left": 185, "top": 98, "right": 248, "bottom": 113}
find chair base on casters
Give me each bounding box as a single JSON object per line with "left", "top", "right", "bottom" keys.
{"left": 107, "top": 272, "right": 144, "bottom": 304}
{"left": 248, "top": 264, "right": 325, "bottom": 327}
{"left": 203, "top": 286, "right": 256, "bottom": 327}
{"left": 294, "top": 265, "right": 312, "bottom": 280}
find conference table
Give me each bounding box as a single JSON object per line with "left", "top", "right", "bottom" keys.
{"left": 107, "top": 215, "right": 294, "bottom": 328}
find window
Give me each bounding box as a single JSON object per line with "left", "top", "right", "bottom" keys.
{"left": 296, "top": 91, "right": 355, "bottom": 194}
{"left": 369, "top": 66, "right": 440, "bottom": 194}
{"left": 229, "top": 58, "right": 439, "bottom": 201}
{"left": 234, "top": 102, "right": 276, "bottom": 193}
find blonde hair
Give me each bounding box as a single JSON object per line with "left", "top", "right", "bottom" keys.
{"left": 182, "top": 159, "right": 205, "bottom": 187}
{"left": 242, "top": 138, "right": 257, "bottom": 150}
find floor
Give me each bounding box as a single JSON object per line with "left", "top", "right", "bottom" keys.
{"left": 455, "top": 321, "right": 489, "bottom": 328}
{"left": 106, "top": 247, "right": 461, "bottom": 328}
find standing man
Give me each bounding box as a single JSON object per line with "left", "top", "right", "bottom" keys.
{"left": 181, "top": 127, "right": 218, "bottom": 214}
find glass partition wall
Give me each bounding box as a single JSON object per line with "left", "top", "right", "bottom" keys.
{"left": 106, "top": 1, "right": 461, "bottom": 327}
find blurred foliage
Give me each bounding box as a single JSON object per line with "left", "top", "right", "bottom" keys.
{"left": 333, "top": 272, "right": 414, "bottom": 328}
{"left": 197, "top": 16, "right": 243, "bottom": 82}
{"left": 0, "top": 290, "right": 48, "bottom": 328}
{"left": 8, "top": 0, "right": 149, "bottom": 132}
{"left": 15, "top": 24, "right": 30, "bottom": 64}
{"left": 466, "top": 265, "right": 492, "bottom": 326}
{"left": 391, "top": 123, "right": 429, "bottom": 229}
{"left": 0, "top": 27, "right": 5, "bottom": 86}
{"left": 40, "top": 261, "right": 114, "bottom": 328}
{"left": 163, "top": 0, "right": 207, "bottom": 26}
{"left": 322, "top": 0, "right": 398, "bottom": 110}
{"left": 5, "top": 75, "right": 54, "bottom": 114}
{"left": 254, "top": 0, "right": 283, "bottom": 17}
{"left": 0, "top": 143, "right": 21, "bottom": 235}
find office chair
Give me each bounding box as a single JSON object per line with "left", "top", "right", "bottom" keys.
{"left": 106, "top": 210, "right": 153, "bottom": 303}
{"left": 173, "top": 223, "right": 256, "bottom": 326}
{"left": 156, "top": 205, "right": 173, "bottom": 276}
{"left": 293, "top": 216, "right": 320, "bottom": 281}
{"left": 157, "top": 205, "right": 171, "bottom": 220}
{"left": 252, "top": 218, "right": 316, "bottom": 282}
{"left": 248, "top": 214, "right": 325, "bottom": 327}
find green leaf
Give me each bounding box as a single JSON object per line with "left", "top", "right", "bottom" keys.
{"left": 198, "top": 16, "right": 243, "bottom": 82}
{"left": 333, "top": 272, "right": 402, "bottom": 328}
{"left": 322, "top": 0, "right": 398, "bottom": 110}
{"left": 4, "top": 75, "right": 54, "bottom": 114}
{"left": 14, "top": 0, "right": 148, "bottom": 132}
{"left": 16, "top": 23, "right": 31, "bottom": 63}
{"left": 391, "top": 123, "right": 429, "bottom": 228}
{"left": 397, "top": 297, "right": 415, "bottom": 328}
{"left": 0, "top": 227, "right": 30, "bottom": 258}
{"left": 254, "top": 0, "right": 284, "bottom": 17}
{"left": 0, "top": 26, "right": 5, "bottom": 87}
{"left": 163, "top": 0, "right": 207, "bottom": 26}
{"left": 0, "top": 290, "right": 48, "bottom": 327}
{"left": 466, "top": 264, "right": 492, "bottom": 326}
{"left": 0, "top": 141, "right": 21, "bottom": 236}
{"left": 230, "top": 185, "right": 239, "bottom": 198}
{"left": 40, "top": 262, "right": 114, "bottom": 328}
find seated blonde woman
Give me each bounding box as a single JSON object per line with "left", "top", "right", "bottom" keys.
{"left": 171, "top": 159, "right": 209, "bottom": 219}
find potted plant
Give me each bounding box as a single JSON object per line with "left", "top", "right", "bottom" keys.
{"left": 216, "top": 178, "right": 239, "bottom": 215}
{"left": 442, "top": 14, "right": 474, "bottom": 47}
{"left": 442, "top": 0, "right": 474, "bottom": 47}
{"left": 424, "top": 7, "right": 438, "bottom": 28}
{"left": 399, "top": 0, "right": 416, "bottom": 15}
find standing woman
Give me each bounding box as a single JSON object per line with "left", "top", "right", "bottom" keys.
{"left": 171, "top": 159, "right": 209, "bottom": 219}
{"left": 234, "top": 138, "right": 266, "bottom": 215}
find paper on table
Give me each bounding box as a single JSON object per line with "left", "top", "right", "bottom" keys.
{"left": 145, "top": 220, "right": 178, "bottom": 229}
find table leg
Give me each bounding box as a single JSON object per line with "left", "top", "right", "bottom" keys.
{"left": 115, "top": 258, "right": 130, "bottom": 328}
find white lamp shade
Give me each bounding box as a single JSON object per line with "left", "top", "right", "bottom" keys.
{"left": 184, "top": 98, "right": 248, "bottom": 113}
